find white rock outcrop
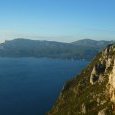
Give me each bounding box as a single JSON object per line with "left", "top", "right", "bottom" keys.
{"left": 108, "top": 59, "right": 115, "bottom": 102}
{"left": 81, "top": 103, "right": 86, "bottom": 114}
{"left": 98, "top": 108, "right": 106, "bottom": 115}
{"left": 90, "top": 66, "right": 97, "bottom": 84}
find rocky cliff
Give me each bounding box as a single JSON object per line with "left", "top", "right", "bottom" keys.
{"left": 48, "top": 44, "right": 115, "bottom": 115}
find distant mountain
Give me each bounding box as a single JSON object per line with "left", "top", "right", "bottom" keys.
{"left": 48, "top": 44, "right": 115, "bottom": 115}
{"left": 0, "top": 38, "right": 114, "bottom": 60}
{"left": 72, "top": 39, "right": 113, "bottom": 48}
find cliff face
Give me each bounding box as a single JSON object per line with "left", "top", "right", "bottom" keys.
{"left": 48, "top": 44, "right": 115, "bottom": 115}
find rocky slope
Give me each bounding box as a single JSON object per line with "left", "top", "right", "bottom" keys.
{"left": 48, "top": 44, "right": 115, "bottom": 115}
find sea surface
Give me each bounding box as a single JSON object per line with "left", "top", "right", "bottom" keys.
{"left": 0, "top": 58, "right": 89, "bottom": 115}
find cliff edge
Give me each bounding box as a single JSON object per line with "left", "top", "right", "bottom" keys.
{"left": 48, "top": 44, "right": 115, "bottom": 115}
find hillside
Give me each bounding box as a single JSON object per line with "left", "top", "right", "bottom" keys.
{"left": 48, "top": 44, "right": 115, "bottom": 115}
{"left": 72, "top": 39, "right": 113, "bottom": 48}
{"left": 0, "top": 38, "right": 114, "bottom": 60}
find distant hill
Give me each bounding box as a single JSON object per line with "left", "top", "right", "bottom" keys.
{"left": 71, "top": 39, "right": 114, "bottom": 48}
{"left": 0, "top": 38, "right": 114, "bottom": 60}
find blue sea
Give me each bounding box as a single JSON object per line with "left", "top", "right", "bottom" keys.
{"left": 0, "top": 58, "right": 89, "bottom": 115}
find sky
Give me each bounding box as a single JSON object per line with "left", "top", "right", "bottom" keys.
{"left": 0, "top": 0, "right": 115, "bottom": 43}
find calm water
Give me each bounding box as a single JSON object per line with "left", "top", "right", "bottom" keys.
{"left": 0, "top": 58, "right": 89, "bottom": 115}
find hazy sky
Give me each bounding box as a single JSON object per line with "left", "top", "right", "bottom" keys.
{"left": 0, "top": 0, "right": 115, "bottom": 42}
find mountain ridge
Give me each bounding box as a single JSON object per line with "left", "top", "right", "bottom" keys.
{"left": 0, "top": 38, "right": 114, "bottom": 60}
{"left": 72, "top": 39, "right": 114, "bottom": 47}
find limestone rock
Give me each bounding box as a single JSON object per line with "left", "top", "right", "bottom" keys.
{"left": 81, "top": 103, "right": 86, "bottom": 114}
{"left": 98, "top": 108, "right": 106, "bottom": 115}
{"left": 48, "top": 44, "right": 115, "bottom": 115}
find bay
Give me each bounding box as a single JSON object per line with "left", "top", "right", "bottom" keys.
{"left": 0, "top": 58, "right": 89, "bottom": 115}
